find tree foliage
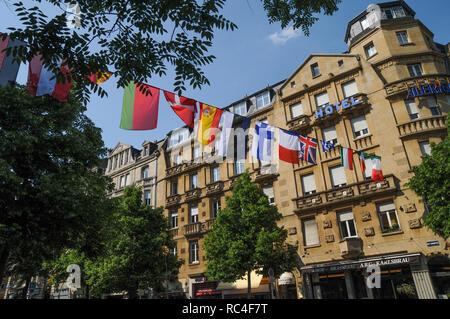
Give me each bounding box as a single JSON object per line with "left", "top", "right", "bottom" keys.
{"left": 3, "top": 0, "right": 341, "bottom": 103}
{"left": 204, "top": 171, "right": 298, "bottom": 297}
{"left": 406, "top": 115, "right": 450, "bottom": 240}
{"left": 0, "top": 83, "right": 112, "bottom": 280}
{"left": 81, "top": 186, "right": 182, "bottom": 298}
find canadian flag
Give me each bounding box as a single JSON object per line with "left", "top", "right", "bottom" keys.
{"left": 163, "top": 91, "right": 198, "bottom": 128}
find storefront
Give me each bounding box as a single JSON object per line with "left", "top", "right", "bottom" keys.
{"left": 301, "top": 253, "right": 437, "bottom": 299}
{"left": 217, "top": 270, "right": 271, "bottom": 299}
{"left": 277, "top": 272, "right": 298, "bottom": 299}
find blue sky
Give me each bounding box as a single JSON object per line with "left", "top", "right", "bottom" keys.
{"left": 1, "top": 0, "right": 449, "bottom": 150}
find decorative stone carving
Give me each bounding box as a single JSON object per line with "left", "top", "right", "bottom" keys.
{"left": 361, "top": 211, "right": 371, "bottom": 222}
{"left": 409, "top": 219, "right": 422, "bottom": 229}
{"left": 180, "top": 248, "right": 185, "bottom": 254}
{"left": 325, "top": 234, "right": 335, "bottom": 243}
{"left": 288, "top": 227, "right": 297, "bottom": 235}
{"left": 323, "top": 220, "right": 332, "bottom": 229}
{"left": 404, "top": 203, "right": 417, "bottom": 213}
{"left": 364, "top": 227, "right": 375, "bottom": 237}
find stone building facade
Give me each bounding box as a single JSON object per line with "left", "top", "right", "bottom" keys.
{"left": 105, "top": 1, "right": 449, "bottom": 299}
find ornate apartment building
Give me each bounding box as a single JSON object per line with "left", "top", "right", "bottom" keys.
{"left": 105, "top": 1, "right": 449, "bottom": 299}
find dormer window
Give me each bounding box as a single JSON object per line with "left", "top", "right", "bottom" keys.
{"left": 381, "top": 6, "right": 406, "bottom": 20}
{"left": 311, "top": 63, "right": 320, "bottom": 77}
{"left": 256, "top": 91, "right": 270, "bottom": 109}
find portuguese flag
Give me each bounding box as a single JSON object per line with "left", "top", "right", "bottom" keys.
{"left": 120, "top": 81, "right": 160, "bottom": 130}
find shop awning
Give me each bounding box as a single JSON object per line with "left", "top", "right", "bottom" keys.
{"left": 216, "top": 270, "right": 264, "bottom": 290}
{"left": 278, "top": 272, "right": 295, "bottom": 285}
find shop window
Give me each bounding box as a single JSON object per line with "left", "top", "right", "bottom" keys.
{"left": 377, "top": 202, "right": 400, "bottom": 233}
{"left": 338, "top": 211, "right": 358, "bottom": 239}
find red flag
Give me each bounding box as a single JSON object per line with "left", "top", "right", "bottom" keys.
{"left": 163, "top": 91, "right": 197, "bottom": 128}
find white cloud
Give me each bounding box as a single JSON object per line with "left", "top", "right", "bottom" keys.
{"left": 268, "top": 26, "right": 302, "bottom": 45}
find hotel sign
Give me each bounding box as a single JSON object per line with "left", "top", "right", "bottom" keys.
{"left": 301, "top": 254, "right": 421, "bottom": 274}
{"left": 406, "top": 82, "right": 450, "bottom": 99}
{"left": 315, "top": 96, "right": 361, "bottom": 119}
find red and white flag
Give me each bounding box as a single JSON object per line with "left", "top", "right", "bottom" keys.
{"left": 163, "top": 91, "right": 198, "bottom": 128}
{"left": 371, "top": 155, "right": 384, "bottom": 181}
{"left": 279, "top": 129, "right": 301, "bottom": 164}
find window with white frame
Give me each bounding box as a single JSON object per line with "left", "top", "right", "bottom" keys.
{"left": 119, "top": 176, "right": 125, "bottom": 188}
{"left": 211, "top": 166, "right": 220, "bottom": 183}
{"left": 211, "top": 198, "right": 221, "bottom": 219}
{"left": 338, "top": 211, "right": 357, "bottom": 239}
{"left": 256, "top": 91, "right": 271, "bottom": 109}
{"left": 342, "top": 80, "right": 359, "bottom": 98}
{"left": 125, "top": 174, "right": 130, "bottom": 186}
{"left": 144, "top": 190, "right": 151, "bottom": 206}
{"left": 289, "top": 102, "right": 304, "bottom": 119}
{"left": 190, "top": 206, "right": 199, "bottom": 224}
{"left": 396, "top": 31, "right": 409, "bottom": 45}
{"left": 351, "top": 115, "right": 370, "bottom": 138}
{"left": 311, "top": 63, "right": 320, "bottom": 77}
{"left": 322, "top": 126, "right": 338, "bottom": 145}
{"left": 419, "top": 141, "right": 431, "bottom": 156}
{"left": 330, "top": 166, "right": 347, "bottom": 188}
{"left": 170, "top": 211, "right": 178, "bottom": 229}
{"left": 301, "top": 174, "right": 317, "bottom": 196}
{"left": 262, "top": 185, "right": 275, "bottom": 205}
{"left": 142, "top": 166, "right": 149, "bottom": 179}
{"left": 407, "top": 64, "right": 423, "bottom": 77}
{"left": 234, "top": 159, "right": 245, "bottom": 175}
{"left": 315, "top": 91, "right": 330, "bottom": 109}
{"left": 193, "top": 145, "right": 201, "bottom": 160}
{"left": 382, "top": 6, "right": 406, "bottom": 19}
{"left": 303, "top": 218, "right": 320, "bottom": 246}
{"left": 170, "top": 244, "right": 177, "bottom": 256}
{"left": 189, "top": 240, "right": 199, "bottom": 264}
{"left": 405, "top": 100, "right": 419, "bottom": 120}
{"left": 190, "top": 173, "right": 198, "bottom": 189}
{"left": 234, "top": 102, "right": 247, "bottom": 116}
{"left": 364, "top": 42, "right": 377, "bottom": 58}
{"left": 377, "top": 202, "right": 400, "bottom": 233}
{"left": 426, "top": 96, "right": 441, "bottom": 116}
{"left": 174, "top": 153, "right": 182, "bottom": 166}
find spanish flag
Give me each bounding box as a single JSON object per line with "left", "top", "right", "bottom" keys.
{"left": 89, "top": 71, "right": 112, "bottom": 85}
{"left": 197, "top": 103, "right": 223, "bottom": 146}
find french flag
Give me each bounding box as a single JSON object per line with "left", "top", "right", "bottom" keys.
{"left": 27, "top": 55, "right": 73, "bottom": 102}
{"left": 279, "top": 129, "right": 301, "bottom": 164}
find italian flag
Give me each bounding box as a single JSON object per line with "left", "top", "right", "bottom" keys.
{"left": 371, "top": 155, "right": 384, "bottom": 181}
{"left": 120, "top": 81, "right": 160, "bottom": 130}
{"left": 340, "top": 147, "right": 354, "bottom": 170}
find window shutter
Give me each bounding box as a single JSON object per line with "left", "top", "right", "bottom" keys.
{"left": 323, "top": 126, "right": 337, "bottom": 142}
{"left": 351, "top": 116, "right": 368, "bottom": 132}
{"left": 342, "top": 80, "right": 358, "bottom": 97}
{"left": 315, "top": 92, "right": 329, "bottom": 107}
{"left": 330, "top": 166, "right": 347, "bottom": 187}
{"left": 304, "top": 219, "right": 320, "bottom": 246}
{"left": 262, "top": 186, "right": 274, "bottom": 201}
{"left": 302, "top": 174, "right": 317, "bottom": 193}
{"left": 419, "top": 142, "right": 431, "bottom": 155}
{"left": 290, "top": 102, "right": 304, "bottom": 118}
{"left": 364, "top": 157, "right": 372, "bottom": 178}
{"left": 378, "top": 202, "right": 396, "bottom": 212}
{"left": 191, "top": 206, "right": 198, "bottom": 216}
{"left": 405, "top": 100, "right": 418, "bottom": 115}
{"left": 339, "top": 211, "right": 354, "bottom": 222}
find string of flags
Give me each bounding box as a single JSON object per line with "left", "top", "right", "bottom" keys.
{"left": 0, "top": 34, "right": 384, "bottom": 182}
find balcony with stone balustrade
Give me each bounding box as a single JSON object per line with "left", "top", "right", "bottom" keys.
{"left": 397, "top": 115, "right": 447, "bottom": 140}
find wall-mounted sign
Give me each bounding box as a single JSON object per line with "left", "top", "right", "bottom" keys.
{"left": 426, "top": 241, "right": 440, "bottom": 247}
{"left": 315, "top": 96, "right": 361, "bottom": 119}
{"left": 406, "top": 83, "right": 450, "bottom": 99}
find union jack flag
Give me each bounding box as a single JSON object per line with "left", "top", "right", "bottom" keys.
{"left": 299, "top": 135, "right": 318, "bottom": 165}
